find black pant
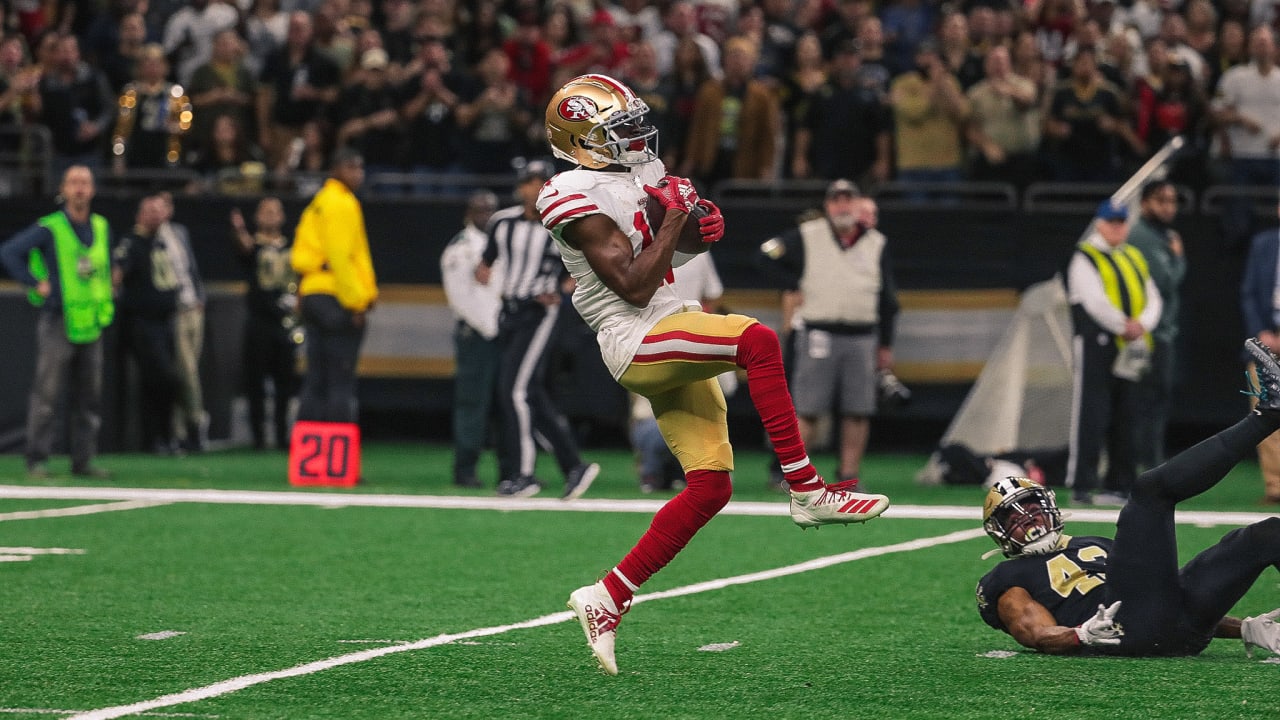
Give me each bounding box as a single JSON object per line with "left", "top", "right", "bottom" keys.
{"left": 123, "top": 313, "right": 179, "bottom": 448}
{"left": 297, "top": 294, "right": 365, "bottom": 424}
{"left": 1068, "top": 332, "right": 1137, "bottom": 496}
{"left": 495, "top": 301, "right": 581, "bottom": 482}
{"left": 1133, "top": 337, "right": 1175, "bottom": 470}
{"left": 1106, "top": 412, "right": 1280, "bottom": 655}
{"left": 243, "top": 313, "right": 300, "bottom": 447}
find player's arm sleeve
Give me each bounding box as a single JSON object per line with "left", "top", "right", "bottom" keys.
{"left": 878, "top": 243, "right": 899, "bottom": 347}
{"left": 0, "top": 224, "right": 51, "bottom": 286}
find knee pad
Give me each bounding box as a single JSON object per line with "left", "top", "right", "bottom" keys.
{"left": 684, "top": 469, "right": 733, "bottom": 515}
{"left": 736, "top": 322, "right": 779, "bottom": 367}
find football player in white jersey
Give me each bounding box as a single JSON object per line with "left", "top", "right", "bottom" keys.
{"left": 538, "top": 74, "right": 891, "bottom": 675}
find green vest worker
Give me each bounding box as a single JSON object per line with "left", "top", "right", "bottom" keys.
{"left": 0, "top": 165, "right": 116, "bottom": 479}
{"left": 291, "top": 148, "right": 378, "bottom": 423}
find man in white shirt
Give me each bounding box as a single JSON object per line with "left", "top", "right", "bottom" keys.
{"left": 1211, "top": 25, "right": 1280, "bottom": 247}
{"left": 162, "top": 0, "right": 239, "bottom": 86}
{"left": 440, "top": 190, "right": 500, "bottom": 489}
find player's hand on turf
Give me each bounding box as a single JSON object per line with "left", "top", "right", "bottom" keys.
{"left": 1075, "top": 601, "right": 1123, "bottom": 646}
{"left": 1241, "top": 608, "right": 1280, "bottom": 657}
{"left": 644, "top": 175, "right": 699, "bottom": 214}
{"left": 696, "top": 199, "right": 724, "bottom": 243}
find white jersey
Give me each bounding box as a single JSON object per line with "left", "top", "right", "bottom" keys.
{"left": 536, "top": 160, "right": 697, "bottom": 379}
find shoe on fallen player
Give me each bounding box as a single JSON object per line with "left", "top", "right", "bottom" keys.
{"left": 1242, "top": 608, "right": 1280, "bottom": 657}
{"left": 567, "top": 581, "right": 626, "bottom": 675}
{"left": 1246, "top": 338, "right": 1280, "bottom": 414}
{"left": 789, "top": 480, "right": 889, "bottom": 528}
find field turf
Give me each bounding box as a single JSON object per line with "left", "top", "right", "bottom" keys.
{"left": 0, "top": 445, "right": 1277, "bottom": 719}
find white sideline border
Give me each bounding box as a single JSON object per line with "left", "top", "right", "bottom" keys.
{"left": 0, "top": 484, "right": 1272, "bottom": 527}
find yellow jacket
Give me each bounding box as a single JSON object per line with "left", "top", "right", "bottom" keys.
{"left": 292, "top": 178, "right": 378, "bottom": 312}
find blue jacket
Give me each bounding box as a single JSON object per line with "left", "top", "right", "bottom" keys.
{"left": 1241, "top": 227, "right": 1280, "bottom": 340}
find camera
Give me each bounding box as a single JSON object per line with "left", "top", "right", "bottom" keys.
{"left": 876, "top": 368, "right": 911, "bottom": 410}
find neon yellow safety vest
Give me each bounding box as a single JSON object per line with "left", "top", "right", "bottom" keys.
{"left": 1077, "top": 241, "right": 1151, "bottom": 349}
{"left": 28, "top": 211, "right": 114, "bottom": 344}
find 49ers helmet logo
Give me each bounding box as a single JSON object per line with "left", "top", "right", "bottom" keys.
{"left": 557, "top": 95, "right": 598, "bottom": 121}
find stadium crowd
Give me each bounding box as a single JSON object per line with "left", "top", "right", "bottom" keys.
{"left": 0, "top": 0, "right": 1274, "bottom": 207}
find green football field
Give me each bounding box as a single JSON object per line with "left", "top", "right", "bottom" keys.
{"left": 1, "top": 444, "right": 1278, "bottom": 719}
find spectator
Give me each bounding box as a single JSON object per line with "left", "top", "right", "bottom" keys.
{"left": 1157, "top": 12, "right": 1207, "bottom": 90}
{"left": 114, "top": 194, "right": 180, "bottom": 455}
{"left": 966, "top": 44, "right": 1041, "bottom": 188}
{"left": 0, "top": 35, "right": 40, "bottom": 143}
{"left": 1205, "top": 18, "right": 1247, "bottom": 93}
{"left": 1065, "top": 200, "right": 1162, "bottom": 506}
{"left": 35, "top": 34, "right": 114, "bottom": 174}
{"left": 244, "top": 0, "right": 289, "bottom": 76}
{"left": 188, "top": 113, "right": 267, "bottom": 194}
{"left": 397, "top": 40, "right": 466, "bottom": 194}
{"left": 311, "top": 0, "right": 358, "bottom": 77}
{"left": 256, "top": 12, "right": 341, "bottom": 170}
{"left": 1044, "top": 49, "right": 1141, "bottom": 183}
{"left": 440, "top": 189, "right": 500, "bottom": 489}
{"left": 161, "top": 0, "right": 239, "bottom": 86}
{"left": 1210, "top": 25, "right": 1280, "bottom": 248}
{"left": 1135, "top": 53, "right": 1208, "bottom": 182}
{"left": 679, "top": 36, "right": 779, "bottom": 186}
{"left": 477, "top": 159, "right": 598, "bottom": 500}
{"left": 110, "top": 44, "right": 192, "bottom": 173}
{"left": 792, "top": 40, "right": 891, "bottom": 186}
{"left": 938, "top": 11, "right": 984, "bottom": 91}
{"left": 881, "top": 0, "right": 937, "bottom": 76}
{"left": 231, "top": 196, "right": 299, "bottom": 450}
{"left": 379, "top": 0, "right": 416, "bottom": 74}
{"left": 557, "top": 8, "right": 630, "bottom": 78}
{"left": 778, "top": 31, "right": 827, "bottom": 179}
{"left": 757, "top": 0, "right": 801, "bottom": 81}
{"left": 100, "top": 11, "right": 148, "bottom": 94}
{"left": 156, "top": 192, "right": 208, "bottom": 453}
{"left": 855, "top": 16, "right": 893, "bottom": 100}
{"left": 1241, "top": 200, "right": 1280, "bottom": 505}
{"left": 188, "top": 29, "right": 259, "bottom": 155}
{"left": 621, "top": 40, "right": 675, "bottom": 168}
{"left": 650, "top": 1, "right": 720, "bottom": 80}
{"left": 756, "top": 180, "right": 899, "bottom": 489}
{"left": 1183, "top": 0, "right": 1218, "bottom": 58}
{"left": 456, "top": 0, "right": 511, "bottom": 70}
{"left": 1031, "top": 0, "right": 1082, "bottom": 70}
{"left": 819, "top": 0, "right": 874, "bottom": 59}
{"left": 1012, "top": 29, "right": 1054, "bottom": 104}
{"left": 334, "top": 48, "right": 401, "bottom": 173}
{"left": 0, "top": 165, "right": 114, "bottom": 478}
{"left": 504, "top": 9, "right": 553, "bottom": 110}
{"left": 542, "top": 3, "right": 581, "bottom": 68}
{"left": 1126, "top": 180, "right": 1185, "bottom": 473}
{"left": 611, "top": 0, "right": 664, "bottom": 42}
{"left": 455, "top": 48, "right": 531, "bottom": 176}
{"left": 660, "top": 35, "right": 712, "bottom": 170}
{"left": 889, "top": 40, "right": 970, "bottom": 197}
{"left": 290, "top": 148, "right": 378, "bottom": 425}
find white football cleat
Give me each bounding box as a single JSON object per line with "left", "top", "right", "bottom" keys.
{"left": 566, "top": 581, "right": 624, "bottom": 675}
{"left": 790, "top": 483, "right": 890, "bottom": 528}
{"left": 1242, "top": 608, "right": 1280, "bottom": 657}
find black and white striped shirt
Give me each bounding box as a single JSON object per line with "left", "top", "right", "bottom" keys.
{"left": 482, "top": 205, "right": 562, "bottom": 302}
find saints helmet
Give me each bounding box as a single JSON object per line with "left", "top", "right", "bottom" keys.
{"left": 982, "top": 476, "right": 1064, "bottom": 558}
{"left": 545, "top": 74, "right": 658, "bottom": 169}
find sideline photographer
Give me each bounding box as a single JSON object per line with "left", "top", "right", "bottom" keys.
{"left": 756, "top": 179, "right": 900, "bottom": 490}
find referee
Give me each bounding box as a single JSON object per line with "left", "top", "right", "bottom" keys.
{"left": 478, "top": 159, "right": 598, "bottom": 500}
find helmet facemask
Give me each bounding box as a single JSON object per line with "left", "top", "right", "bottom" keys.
{"left": 583, "top": 98, "right": 658, "bottom": 167}
{"left": 983, "top": 478, "right": 1064, "bottom": 558}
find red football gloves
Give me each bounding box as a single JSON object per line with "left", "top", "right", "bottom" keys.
{"left": 696, "top": 198, "right": 724, "bottom": 243}
{"left": 643, "top": 175, "right": 699, "bottom": 213}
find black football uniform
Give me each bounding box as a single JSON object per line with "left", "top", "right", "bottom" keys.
{"left": 239, "top": 235, "right": 299, "bottom": 449}
{"left": 977, "top": 535, "right": 1113, "bottom": 634}
{"left": 976, "top": 412, "right": 1280, "bottom": 656}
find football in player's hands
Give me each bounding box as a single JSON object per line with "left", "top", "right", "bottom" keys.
{"left": 645, "top": 188, "right": 711, "bottom": 256}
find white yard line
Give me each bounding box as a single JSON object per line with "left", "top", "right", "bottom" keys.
{"left": 0, "top": 500, "right": 171, "bottom": 522}
{"left": 0, "top": 485, "right": 1270, "bottom": 527}
{"left": 0, "top": 710, "right": 216, "bottom": 718}
{"left": 65, "top": 528, "right": 986, "bottom": 720}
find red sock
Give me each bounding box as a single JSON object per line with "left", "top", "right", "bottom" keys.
{"left": 736, "top": 323, "right": 819, "bottom": 487}
{"left": 604, "top": 469, "right": 733, "bottom": 607}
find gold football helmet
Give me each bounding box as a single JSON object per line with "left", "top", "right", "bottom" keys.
{"left": 983, "top": 476, "right": 1064, "bottom": 558}
{"left": 545, "top": 74, "right": 658, "bottom": 169}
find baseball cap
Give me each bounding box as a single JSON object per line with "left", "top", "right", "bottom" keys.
{"left": 1095, "top": 199, "right": 1129, "bottom": 221}
{"left": 516, "top": 158, "right": 555, "bottom": 183}
{"left": 826, "top": 178, "right": 861, "bottom": 199}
